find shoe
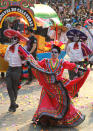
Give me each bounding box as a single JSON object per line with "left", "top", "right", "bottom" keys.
{"left": 15, "top": 104, "right": 19, "bottom": 108}
{"left": 8, "top": 104, "right": 19, "bottom": 112}
{"left": 8, "top": 106, "right": 16, "bottom": 112}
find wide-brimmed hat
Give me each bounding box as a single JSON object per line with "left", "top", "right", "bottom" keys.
{"left": 4, "top": 29, "right": 28, "bottom": 41}
{"left": 66, "top": 29, "right": 87, "bottom": 42}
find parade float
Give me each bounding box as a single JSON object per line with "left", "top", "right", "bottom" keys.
{"left": 0, "top": 0, "right": 64, "bottom": 72}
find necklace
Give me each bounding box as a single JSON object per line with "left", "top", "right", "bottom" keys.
{"left": 50, "top": 59, "right": 59, "bottom": 69}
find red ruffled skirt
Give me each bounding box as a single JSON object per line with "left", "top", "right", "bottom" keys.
{"left": 32, "top": 68, "right": 90, "bottom": 127}
{"left": 18, "top": 45, "right": 89, "bottom": 127}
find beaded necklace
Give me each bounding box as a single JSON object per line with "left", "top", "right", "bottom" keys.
{"left": 49, "top": 59, "right": 59, "bottom": 72}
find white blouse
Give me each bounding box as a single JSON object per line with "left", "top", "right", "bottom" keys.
{"left": 66, "top": 42, "right": 84, "bottom": 62}
{"left": 4, "top": 44, "right": 22, "bottom": 67}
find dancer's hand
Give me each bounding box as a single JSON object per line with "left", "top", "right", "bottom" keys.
{"left": 78, "top": 67, "right": 87, "bottom": 72}
{"left": 76, "top": 67, "right": 87, "bottom": 77}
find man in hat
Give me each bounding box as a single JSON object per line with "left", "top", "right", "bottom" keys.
{"left": 4, "top": 36, "right": 23, "bottom": 112}
{"left": 25, "top": 26, "right": 37, "bottom": 84}
{"left": 4, "top": 28, "right": 28, "bottom": 112}
{"left": 65, "top": 29, "right": 92, "bottom": 97}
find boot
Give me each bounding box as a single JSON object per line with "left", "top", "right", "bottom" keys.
{"left": 8, "top": 100, "right": 18, "bottom": 112}
{"left": 8, "top": 104, "right": 16, "bottom": 112}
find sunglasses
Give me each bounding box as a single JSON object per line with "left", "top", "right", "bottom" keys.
{"left": 51, "top": 51, "right": 58, "bottom": 54}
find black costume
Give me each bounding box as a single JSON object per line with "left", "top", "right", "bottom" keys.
{"left": 26, "top": 35, "right": 37, "bottom": 82}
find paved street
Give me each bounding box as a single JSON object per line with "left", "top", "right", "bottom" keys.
{"left": 0, "top": 70, "right": 93, "bottom": 131}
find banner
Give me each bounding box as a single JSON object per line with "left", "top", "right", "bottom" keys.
{"left": 0, "top": 0, "right": 36, "bottom": 29}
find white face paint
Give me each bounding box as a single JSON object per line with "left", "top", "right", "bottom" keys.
{"left": 51, "top": 48, "right": 59, "bottom": 59}
{"left": 11, "top": 37, "right": 19, "bottom": 44}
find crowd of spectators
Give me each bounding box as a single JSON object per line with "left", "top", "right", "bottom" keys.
{"left": 0, "top": 0, "right": 93, "bottom": 44}
{"left": 48, "top": 1, "right": 93, "bottom": 27}
{"left": 34, "top": 0, "right": 93, "bottom": 41}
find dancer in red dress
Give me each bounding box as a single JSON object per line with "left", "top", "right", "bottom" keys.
{"left": 27, "top": 44, "right": 89, "bottom": 127}
{"left": 12, "top": 38, "right": 90, "bottom": 127}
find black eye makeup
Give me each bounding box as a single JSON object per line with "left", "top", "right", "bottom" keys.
{"left": 51, "top": 51, "right": 58, "bottom": 54}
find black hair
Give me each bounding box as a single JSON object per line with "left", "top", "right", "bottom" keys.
{"left": 75, "top": 23, "right": 81, "bottom": 27}
{"left": 26, "top": 26, "right": 34, "bottom": 33}
{"left": 51, "top": 44, "right": 61, "bottom": 54}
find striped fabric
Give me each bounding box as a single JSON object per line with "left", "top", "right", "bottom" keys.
{"left": 18, "top": 45, "right": 89, "bottom": 127}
